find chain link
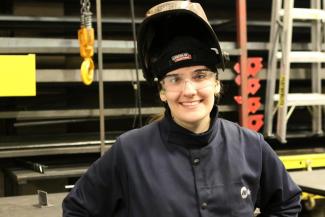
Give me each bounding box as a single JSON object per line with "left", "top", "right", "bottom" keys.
{"left": 80, "top": 0, "right": 91, "bottom": 14}
{"left": 80, "top": 0, "right": 92, "bottom": 28}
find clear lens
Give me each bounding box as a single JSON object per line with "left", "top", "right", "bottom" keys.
{"left": 161, "top": 70, "right": 216, "bottom": 92}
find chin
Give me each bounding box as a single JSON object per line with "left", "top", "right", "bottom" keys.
{"left": 178, "top": 114, "right": 207, "bottom": 124}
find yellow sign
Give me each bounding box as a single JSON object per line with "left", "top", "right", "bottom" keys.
{"left": 0, "top": 54, "right": 36, "bottom": 97}
{"left": 278, "top": 74, "right": 286, "bottom": 107}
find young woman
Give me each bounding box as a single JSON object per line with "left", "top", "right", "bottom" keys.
{"left": 63, "top": 2, "right": 301, "bottom": 217}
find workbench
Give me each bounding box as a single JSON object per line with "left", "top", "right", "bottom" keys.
{"left": 0, "top": 192, "right": 67, "bottom": 217}
{"left": 0, "top": 169, "right": 324, "bottom": 217}
{"left": 290, "top": 169, "right": 325, "bottom": 196}
{"left": 3, "top": 165, "right": 88, "bottom": 195}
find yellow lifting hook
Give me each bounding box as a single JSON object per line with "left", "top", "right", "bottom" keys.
{"left": 79, "top": 0, "right": 95, "bottom": 85}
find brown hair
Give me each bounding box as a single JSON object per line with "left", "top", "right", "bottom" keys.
{"left": 147, "top": 110, "right": 166, "bottom": 123}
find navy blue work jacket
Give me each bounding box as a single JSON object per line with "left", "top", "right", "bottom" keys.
{"left": 63, "top": 108, "right": 301, "bottom": 217}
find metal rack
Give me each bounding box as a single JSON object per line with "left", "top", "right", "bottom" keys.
{"left": 0, "top": 0, "right": 324, "bottom": 158}
{"left": 264, "top": 0, "right": 325, "bottom": 142}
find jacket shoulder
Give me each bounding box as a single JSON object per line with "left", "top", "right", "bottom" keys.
{"left": 117, "top": 121, "right": 160, "bottom": 147}
{"left": 218, "top": 118, "right": 262, "bottom": 143}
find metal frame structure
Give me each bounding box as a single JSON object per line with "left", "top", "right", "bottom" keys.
{"left": 264, "top": 0, "right": 325, "bottom": 142}
{"left": 0, "top": 0, "right": 324, "bottom": 157}
{"left": 236, "top": 0, "right": 249, "bottom": 127}
{"left": 95, "top": 0, "right": 106, "bottom": 156}
{"left": 280, "top": 153, "right": 325, "bottom": 170}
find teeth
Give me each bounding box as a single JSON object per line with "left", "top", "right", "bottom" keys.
{"left": 181, "top": 101, "right": 199, "bottom": 106}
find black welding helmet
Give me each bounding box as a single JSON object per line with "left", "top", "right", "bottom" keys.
{"left": 137, "top": 1, "right": 226, "bottom": 83}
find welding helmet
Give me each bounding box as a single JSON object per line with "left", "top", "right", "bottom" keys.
{"left": 137, "top": 1, "right": 227, "bottom": 83}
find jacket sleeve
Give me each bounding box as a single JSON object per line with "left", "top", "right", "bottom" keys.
{"left": 62, "top": 138, "right": 126, "bottom": 217}
{"left": 257, "top": 135, "right": 302, "bottom": 217}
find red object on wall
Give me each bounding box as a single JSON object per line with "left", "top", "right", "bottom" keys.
{"left": 233, "top": 57, "right": 264, "bottom": 132}
{"left": 234, "top": 97, "right": 262, "bottom": 114}
{"left": 234, "top": 57, "right": 263, "bottom": 77}
{"left": 248, "top": 114, "right": 264, "bottom": 132}
{"left": 234, "top": 77, "right": 261, "bottom": 95}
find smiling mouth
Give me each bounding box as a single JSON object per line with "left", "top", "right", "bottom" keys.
{"left": 180, "top": 100, "right": 202, "bottom": 106}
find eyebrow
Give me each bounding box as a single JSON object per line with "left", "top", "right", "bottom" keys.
{"left": 166, "top": 67, "right": 211, "bottom": 77}
{"left": 164, "top": 73, "right": 179, "bottom": 77}
{"left": 193, "top": 67, "right": 211, "bottom": 73}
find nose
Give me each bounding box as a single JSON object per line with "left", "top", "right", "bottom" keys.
{"left": 182, "top": 80, "right": 197, "bottom": 95}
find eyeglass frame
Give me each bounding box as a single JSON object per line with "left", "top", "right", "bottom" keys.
{"left": 159, "top": 68, "right": 218, "bottom": 92}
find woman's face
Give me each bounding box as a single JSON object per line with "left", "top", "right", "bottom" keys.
{"left": 159, "top": 65, "right": 220, "bottom": 133}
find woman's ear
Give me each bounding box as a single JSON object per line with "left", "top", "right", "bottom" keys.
{"left": 159, "top": 90, "right": 167, "bottom": 102}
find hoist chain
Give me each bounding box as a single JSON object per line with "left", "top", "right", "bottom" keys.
{"left": 80, "top": 0, "right": 92, "bottom": 28}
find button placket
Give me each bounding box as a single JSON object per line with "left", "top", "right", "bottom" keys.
{"left": 190, "top": 150, "right": 201, "bottom": 166}
{"left": 190, "top": 150, "right": 209, "bottom": 214}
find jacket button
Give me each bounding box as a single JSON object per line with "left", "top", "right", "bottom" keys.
{"left": 201, "top": 202, "right": 208, "bottom": 209}
{"left": 193, "top": 158, "right": 200, "bottom": 166}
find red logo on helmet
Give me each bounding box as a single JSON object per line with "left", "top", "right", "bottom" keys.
{"left": 171, "top": 53, "right": 192, "bottom": 62}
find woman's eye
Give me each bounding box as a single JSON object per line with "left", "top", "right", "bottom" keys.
{"left": 167, "top": 76, "right": 181, "bottom": 84}
{"left": 193, "top": 73, "right": 207, "bottom": 80}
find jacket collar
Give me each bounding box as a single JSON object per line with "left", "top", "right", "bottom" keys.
{"left": 159, "top": 105, "right": 219, "bottom": 149}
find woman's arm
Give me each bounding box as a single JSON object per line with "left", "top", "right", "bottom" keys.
{"left": 257, "top": 136, "right": 302, "bottom": 217}
{"left": 62, "top": 138, "right": 126, "bottom": 217}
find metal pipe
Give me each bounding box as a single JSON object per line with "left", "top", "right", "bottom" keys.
{"left": 0, "top": 140, "right": 116, "bottom": 151}
{"left": 129, "top": 0, "right": 142, "bottom": 127}
{"left": 236, "top": 0, "right": 249, "bottom": 127}
{"left": 13, "top": 118, "right": 98, "bottom": 127}
{"left": 96, "top": 0, "right": 106, "bottom": 156}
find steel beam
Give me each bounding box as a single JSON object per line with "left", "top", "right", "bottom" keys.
{"left": 33, "top": 68, "right": 321, "bottom": 82}
{"left": 0, "top": 37, "right": 134, "bottom": 54}
{"left": 0, "top": 15, "right": 312, "bottom": 28}
{"left": 236, "top": 0, "right": 249, "bottom": 127}
{"left": 1, "top": 37, "right": 320, "bottom": 54}
{"left": 0, "top": 106, "right": 237, "bottom": 120}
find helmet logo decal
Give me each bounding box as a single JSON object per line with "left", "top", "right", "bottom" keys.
{"left": 171, "top": 53, "right": 192, "bottom": 63}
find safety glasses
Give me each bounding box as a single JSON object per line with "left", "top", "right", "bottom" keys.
{"left": 160, "top": 69, "right": 216, "bottom": 92}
